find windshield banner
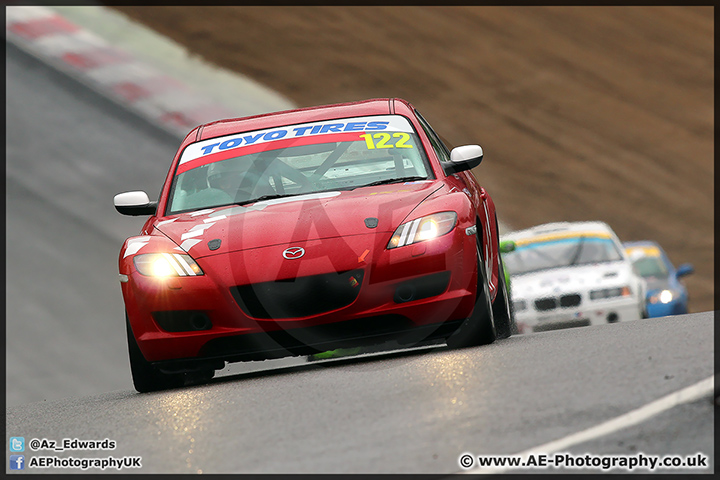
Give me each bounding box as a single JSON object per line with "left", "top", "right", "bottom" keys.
{"left": 177, "top": 115, "right": 415, "bottom": 174}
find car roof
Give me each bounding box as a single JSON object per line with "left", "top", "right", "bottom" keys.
{"left": 501, "top": 221, "right": 617, "bottom": 243}
{"left": 623, "top": 240, "right": 661, "bottom": 249}
{"left": 190, "top": 98, "right": 411, "bottom": 142}
{"left": 623, "top": 240, "right": 669, "bottom": 261}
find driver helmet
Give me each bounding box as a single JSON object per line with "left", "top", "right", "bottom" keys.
{"left": 207, "top": 159, "right": 246, "bottom": 194}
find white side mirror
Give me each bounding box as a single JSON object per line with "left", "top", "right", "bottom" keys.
{"left": 114, "top": 191, "right": 157, "bottom": 216}
{"left": 445, "top": 144, "right": 484, "bottom": 174}
{"left": 450, "top": 144, "right": 483, "bottom": 163}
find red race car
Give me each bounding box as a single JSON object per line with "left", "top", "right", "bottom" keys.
{"left": 114, "top": 98, "right": 514, "bottom": 392}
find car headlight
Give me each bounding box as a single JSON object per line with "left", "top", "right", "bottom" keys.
{"left": 133, "top": 253, "right": 204, "bottom": 277}
{"left": 387, "top": 212, "right": 457, "bottom": 249}
{"left": 649, "top": 289, "right": 677, "bottom": 304}
{"left": 589, "top": 285, "right": 631, "bottom": 300}
{"left": 512, "top": 299, "right": 527, "bottom": 312}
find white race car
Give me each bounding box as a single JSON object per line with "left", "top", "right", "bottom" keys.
{"left": 501, "top": 221, "right": 646, "bottom": 333}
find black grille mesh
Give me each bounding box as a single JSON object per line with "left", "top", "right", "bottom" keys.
{"left": 535, "top": 298, "right": 557, "bottom": 311}
{"left": 231, "top": 270, "right": 364, "bottom": 319}
{"left": 560, "top": 294, "right": 582, "bottom": 307}
{"left": 535, "top": 293, "right": 582, "bottom": 311}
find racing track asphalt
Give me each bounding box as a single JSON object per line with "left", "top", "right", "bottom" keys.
{"left": 5, "top": 12, "right": 715, "bottom": 476}
{"left": 5, "top": 27, "right": 303, "bottom": 409}
{"left": 6, "top": 42, "right": 180, "bottom": 406}
{"left": 6, "top": 310, "right": 714, "bottom": 474}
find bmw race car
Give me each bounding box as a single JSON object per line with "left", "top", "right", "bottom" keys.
{"left": 624, "top": 240, "right": 694, "bottom": 318}
{"left": 114, "top": 98, "right": 514, "bottom": 392}
{"left": 498, "top": 239, "right": 516, "bottom": 297}
{"left": 500, "top": 221, "right": 646, "bottom": 333}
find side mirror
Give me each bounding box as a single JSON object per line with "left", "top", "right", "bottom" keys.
{"left": 675, "top": 263, "right": 694, "bottom": 278}
{"left": 444, "top": 145, "right": 483, "bottom": 175}
{"left": 114, "top": 191, "right": 157, "bottom": 216}
{"left": 499, "top": 240, "right": 516, "bottom": 254}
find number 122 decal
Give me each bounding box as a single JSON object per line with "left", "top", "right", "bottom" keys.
{"left": 360, "top": 132, "right": 413, "bottom": 149}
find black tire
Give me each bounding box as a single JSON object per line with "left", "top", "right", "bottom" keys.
{"left": 446, "top": 231, "right": 496, "bottom": 349}
{"left": 493, "top": 259, "right": 516, "bottom": 339}
{"left": 126, "top": 315, "right": 185, "bottom": 393}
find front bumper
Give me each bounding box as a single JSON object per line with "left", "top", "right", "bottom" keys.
{"left": 515, "top": 294, "right": 643, "bottom": 333}
{"left": 646, "top": 299, "right": 688, "bottom": 318}
{"left": 121, "top": 226, "right": 478, "bottom": 363}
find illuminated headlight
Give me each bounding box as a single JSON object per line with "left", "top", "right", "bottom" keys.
{"left": 133, "top": 253, "right": 204, "bottom": 277}
{"left": 387, "top": 212, "right": 457, "bottom": 249}
{"left": 649, "top": 289, "right": 676, "bottom": 304}
{"left": 589, "top": 286, "right": 631, "bottom": 300}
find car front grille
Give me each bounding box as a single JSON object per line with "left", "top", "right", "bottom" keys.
{"left": 535, "top": 298, "right": 557, "bottom": 311}
{"left": 534, "top": 293, "right": 582, "bottom": 311}
{"left": 559, "top": 294, "right": 582, "bottom": 307}
{"left": 231, "top": 269, "right": 364, "bottom": 319}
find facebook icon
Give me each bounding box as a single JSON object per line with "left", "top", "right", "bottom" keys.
{"left": 10, "top": 455, "right": 24, "bottom": 470}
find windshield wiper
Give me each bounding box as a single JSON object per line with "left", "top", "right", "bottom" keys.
{"left": 353, "top": 176, "right": 428, "bottom": 190}
{"left": 235, "top": 193, "right": 293, "bottom": 206}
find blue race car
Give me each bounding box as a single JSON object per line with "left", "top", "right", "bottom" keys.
{"left": 623, "top": 241, "right": 694, "bottom": 317}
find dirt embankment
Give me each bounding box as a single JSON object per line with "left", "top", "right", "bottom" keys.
{"left": 110, "top": 6, "right": 714, "bottom": 313}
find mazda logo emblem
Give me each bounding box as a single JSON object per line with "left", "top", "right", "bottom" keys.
{"left": 282, "top": 247, "right": 305, "bottom": 259}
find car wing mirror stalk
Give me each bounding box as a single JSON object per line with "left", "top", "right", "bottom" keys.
{"left": 675, "top": 263, "right": 694, "bottom": 278}
{"left": 114, "top": 191, "right": 158, "bottom": 216}
{"left": 444, "top": 145, "right": 483, "bottom": 175}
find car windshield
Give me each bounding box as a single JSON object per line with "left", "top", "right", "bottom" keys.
{"left": 631, "top": 256, "right": 669, "bottom": 278}
{"left": 166, "top": 115, "right": 432, "bottom": 214}
{"left": 503, "top": 233, "right": 624, "bottom": 275}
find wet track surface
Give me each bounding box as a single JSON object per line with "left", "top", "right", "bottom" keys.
{"left": 6, "top": 313, "right": 714, "bottom": 474}
{"left": 6, "top": 43, "right": 180, "bottom": 406}
{"left": 5, "top": 45, "right": 715, "bottom": 474}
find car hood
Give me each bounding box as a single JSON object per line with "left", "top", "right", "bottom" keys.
{"left": 642, "top": 276, "right": 672, "bottom": 293}
{"left": 155, "top": 181, "right": 443, "bottom": 257}
{"left": 510, "top": 262, "right": 636, "bottom": 298}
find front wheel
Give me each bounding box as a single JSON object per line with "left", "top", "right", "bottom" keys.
{"left": 446, "top": 236, "right": 496, "bottom": 349}
{"left": 126, "top": 315, "right": 185, "bottom": 393}
{"left": 492, "top": 259, "right": 516, "bottom": 338}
